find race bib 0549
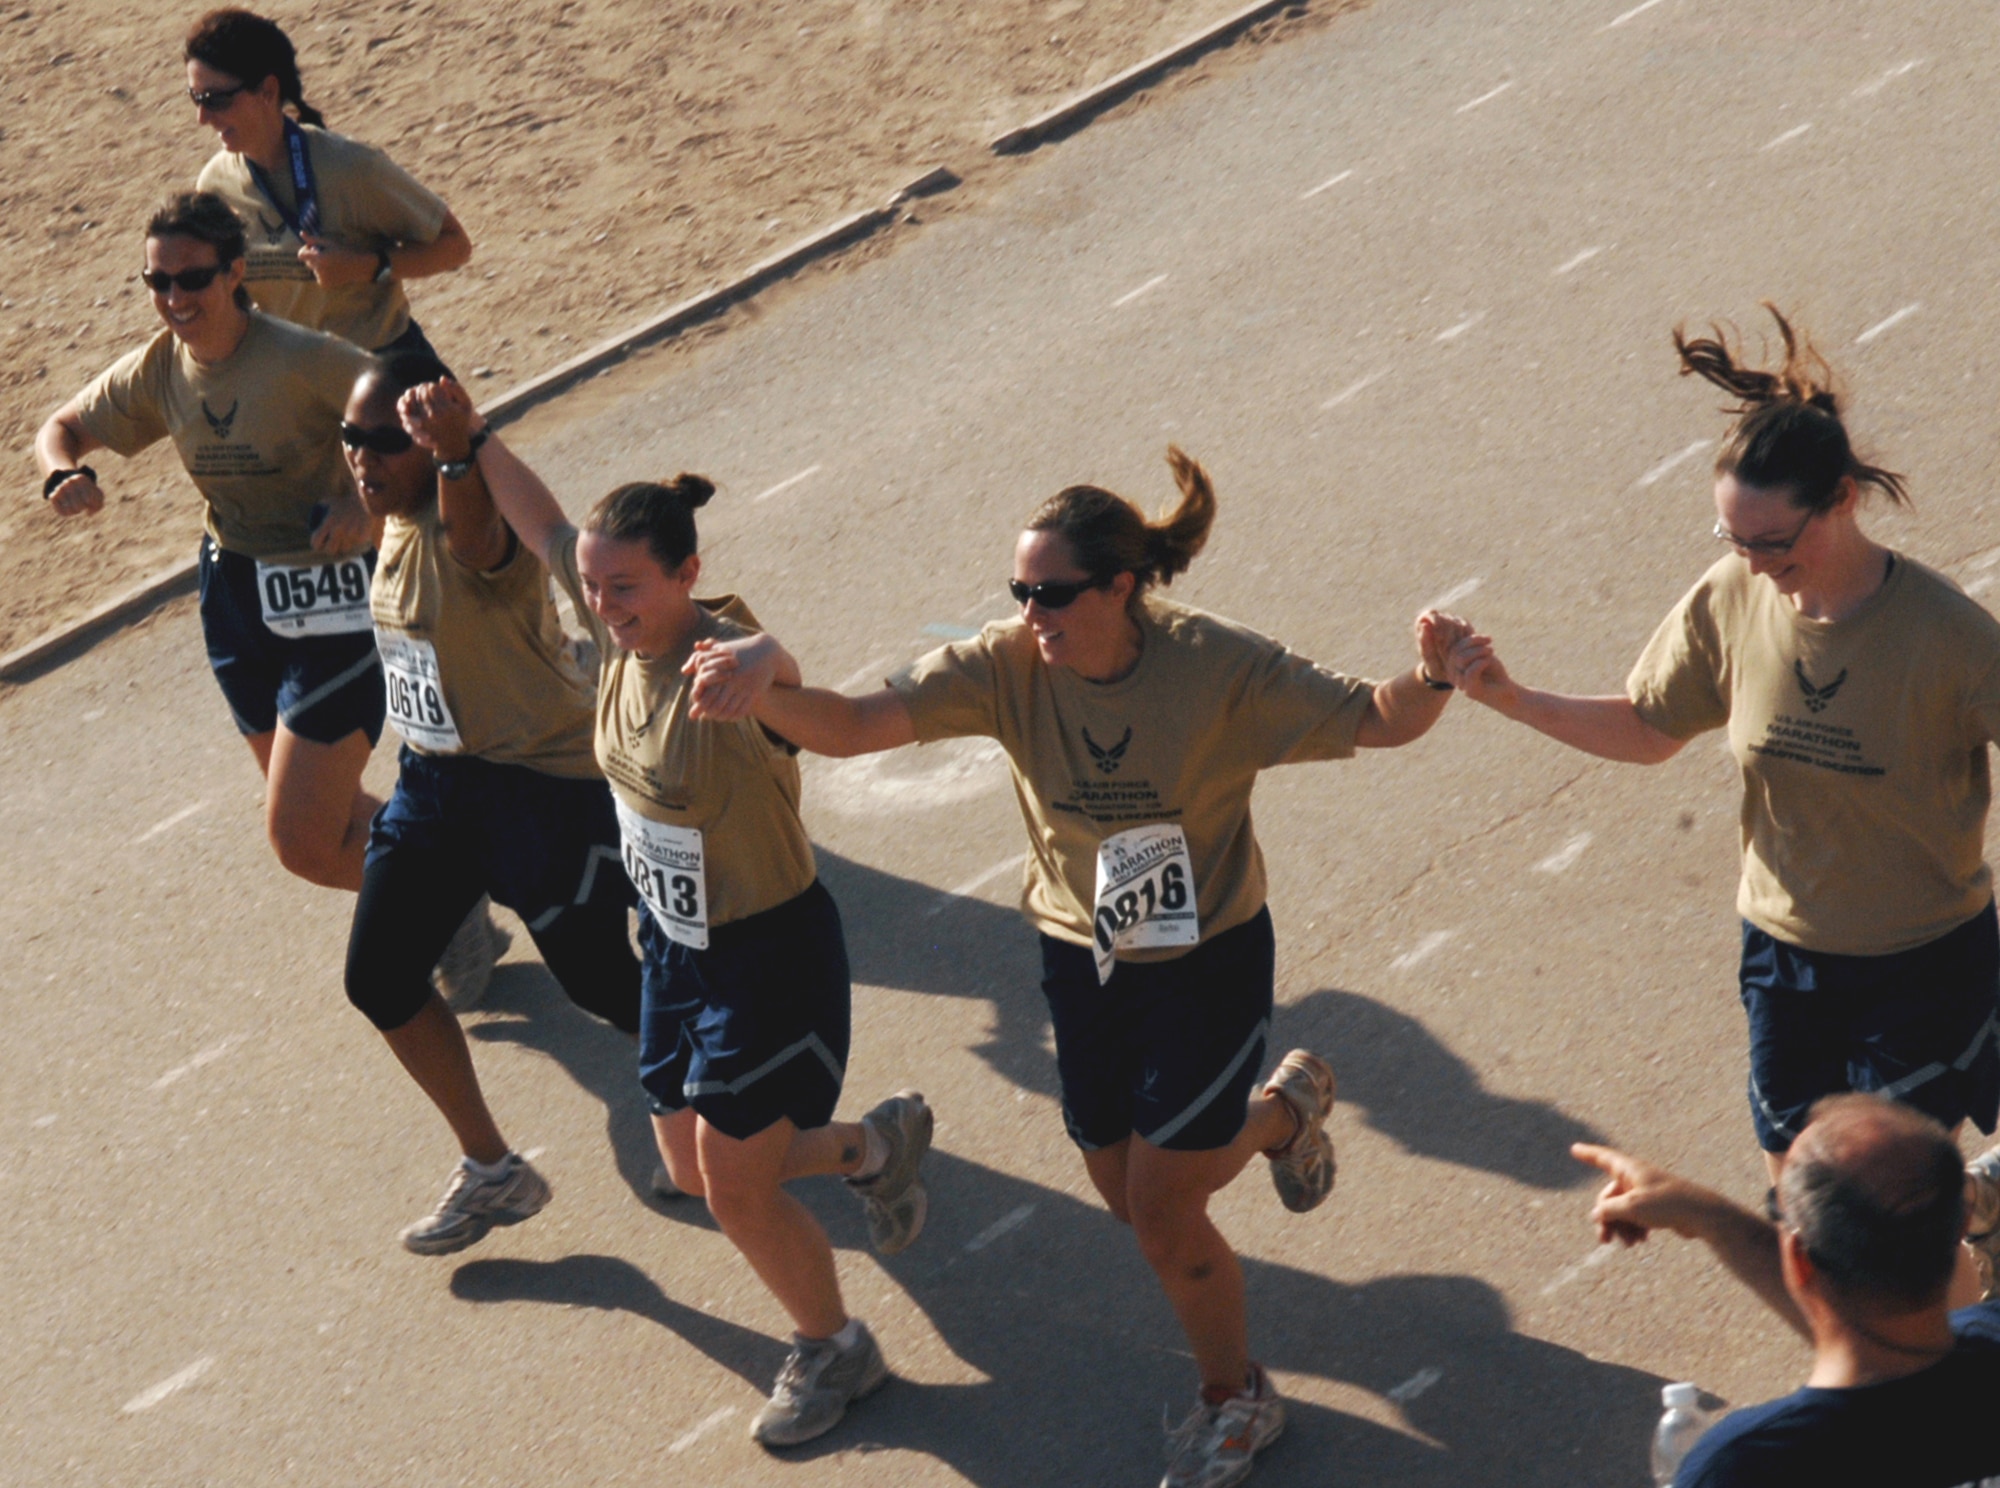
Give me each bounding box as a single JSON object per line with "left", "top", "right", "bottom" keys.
{"left": 616, "top": 801, "right": 709, "bottom": 950}
{"left": 1091, "top": 822, "right": 1199, "bottom": 983}
{"left": 255, "top": 556, "right": 373, "bottom": 637}
{"left": 376, "top": 631, "right": 462, "bottom": 753}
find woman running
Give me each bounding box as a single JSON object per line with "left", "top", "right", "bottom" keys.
{"left": 36, "top": 191, "right": 384, "bottom": 892}
{"left": 1440, "top": 306, "right": 2000, "bottom": 1182}
{"left": 185, "top": 8, "right": 471, "bottom": 359}
{"left": 463, "top": 416, "right": 935, "bottom": 1447}
{"left": 689, "top": 447, "right": 1461, "bottom": 1488}
{"left": 339, "top": 360, "right": 642, "bottom": 1254}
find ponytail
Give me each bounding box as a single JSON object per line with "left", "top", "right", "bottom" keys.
{"left": 1673, "top": 302, "right": 1907, "bottom": 512}
{"left": 1027, "top": 444, "right": 1218, "bottom": 604}
{"left": 584, "top": 475, "right": 716, "bottom": 571}
{"left": 185, "top": 10, "right": 327, "bottom": 127}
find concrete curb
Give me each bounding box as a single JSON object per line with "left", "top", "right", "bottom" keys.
{"left": 3, "top": 1, "right": 1309, "bottom": 686}
{"left": 989, "top": 0, "right": 1297, "bottom": 153}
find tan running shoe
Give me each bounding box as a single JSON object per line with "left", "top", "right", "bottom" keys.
{"left": 434, "top": 895, "right": 502, "bottom": 1012}
{"left": 1967, "top": 1143, "right": 2000, "bottom": 1301}
{"left": 1262, "top": 1049, "right": 1337, "bottom": 1214}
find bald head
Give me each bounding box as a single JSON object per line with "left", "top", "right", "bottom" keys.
{"left": 1780, "top": 1095, "right": 1966, "bottom": 1309}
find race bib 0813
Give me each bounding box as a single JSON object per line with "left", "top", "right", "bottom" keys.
{"left": 616, "top": 800, "right": 709, "bottom": 950}
{"left": 255, "top": 556, "right": 373, "bottom": 636}
{"left": 1091, "top": 822, "right": 1199, "bottom": 983}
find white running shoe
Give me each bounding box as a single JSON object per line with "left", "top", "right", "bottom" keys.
{"left": 1262, "top": 1049, "right": 1338, "bottom": 1214}
{"left": 845, "top": 1091, "right": 933, "bottom": 1255}
{"left": 1967, "top": 1144, "right": 2000, "bottom": 1301}
{"left": 1161, "top": 1365, "right": 1286, "bottom": 1488}
{"left": 400, "top": 1153, "right": 550, "bottom": 1255}
{"left": 751, "top": 1322, "right": 890, "bottom": 1447}
{"left": 434, "top": 896, "right": 501, "bottom": 1012}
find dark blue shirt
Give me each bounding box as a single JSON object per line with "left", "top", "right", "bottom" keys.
{"left": 1678, "top": 1302, "right": 2000, "bottom": 1487}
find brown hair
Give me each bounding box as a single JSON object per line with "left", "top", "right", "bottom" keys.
{"left": 1027, "top": 445, "right": 1217, "bottom": 604}
{"left": 185, "top": 9, "right": 325, "bottom": 128}
{"left": 584, "top": 476, "right": 716, "bottom": 571}
{"left": 1673, "top": 303, "right": 1908, "bottom": 512}
{"left": 146, "top": 191, "right": 250, "bottom": 308}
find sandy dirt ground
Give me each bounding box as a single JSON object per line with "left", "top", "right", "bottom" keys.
{"left": 0, "top": 0, "right": 1303, "bottom": 655}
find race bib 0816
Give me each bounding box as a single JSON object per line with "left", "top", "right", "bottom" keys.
{"left": 255, "top": 556, "right": 373, "bottom": 636}
{"left": 616, "top": 800, "right": 709, "bottom": 950}
{"left": 1091, "top": 822, "right": 1199, "bottom": 983}
{"left": 375, "top": 631, "right": 462, "bottom": 752}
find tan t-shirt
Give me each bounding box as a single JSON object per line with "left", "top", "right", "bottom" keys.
{"left": 72, "top": 312, "right": 373, "bottom": 561}
{"left": 549, "top": 528, "right": 815, "bottom": 929}
{"left": 370, "top": 504, "right": 597, "bottom": 777}
{"left": 196, "top": 126, "right": 449, "bottom": 350}
{"left": 1628, "top": 553, "right": 2000, "bottom": 955}
{"left": 890, "top": 597, "right": 1377, "bottom": 960}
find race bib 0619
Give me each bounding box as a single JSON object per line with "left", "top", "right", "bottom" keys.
{"left": 255, "top": 557, "right": 373, "bottom": 636}
{"left": 376, "top": 631, "right": 462, "bottom": 753}
{"left": 1091, "top": 822, "right": 1199, "bottom": 983}
{"left": 616, "top": 800, "right": 709, "bottom": 950}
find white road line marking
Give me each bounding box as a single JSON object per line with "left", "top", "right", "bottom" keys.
{"left": 1430, "top": 577, "right": 1483, "bottom": 609}
{"left": 926, "top": 853, "right": 1029, "bottom": 916}
{"left": 1391, "top": 930, "right": 1454, "bottom": 971}
{"left": 122, "top": 1356, "right": 214, "bottom": 1414}
{"left": 136, "top": 801, "right": 207, "bottom": 844}
{"left": 1761, "top": 123, "right": 1813, "bottom": 150}
{"left": 522, "top": 1147, "right": 546, "bottom": 1162}
{"left": 1853, "top": 59, "right": 1922, "bottom": 97}
{"left": 1554, "top": 246, "right": 1603, "bottom": 275}
{"left": 1300, "top": 169, "right": 1354, "bottom": 200}
{"left": 1386, "top": 1366, "right": 1444, "bottom": 1404}
{"left": 922, "top": 623, "right": 981, "bottom": 640}
{"left": 1456, "top": 81, "right": 1513, "bottom": 114}
{"left": 1321, "top": 371, "right": 1386, "bottom": 409}
{"left": 1856, "top": 303, "right": 1921, "bottom": 344}
{"left": 1434, "top": 313, "right": 1485, "bottom": 343}
{"left": 1541, "top": 1243, "right": 1618, "bottom": 1295}
{"left": 149, "top": 1037, "right": 236, "bottom": 1092}
{"left": 667, "top": 1405, "right": 738, "bottom": 1454}
{"left": 1603, "top": 0, "right": 1668, "bottom": 28}
{"left": 965, "top": 1203, "right": 1037, "bottom": 1252}
{"left": 32, "top": 1114, "right": 57, "bottom": 1128}
{"left": 833, "top": 654, "right": 896, "bottom": 694}
{"left": 1637, "top": 439, "right": 1713, "bottom": 487}
{"left": 1112, "top": 273, "right": 1169, "bottom": 308}
{"left": 1534, "top": 832, "right": 1593, "bottom": 874}
{"left": 751, "top": 465, "right": 823, "bottom": 504}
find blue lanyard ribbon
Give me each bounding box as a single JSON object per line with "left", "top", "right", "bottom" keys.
{"left": 247, "top": 118, "right": 321, "bottom": 239}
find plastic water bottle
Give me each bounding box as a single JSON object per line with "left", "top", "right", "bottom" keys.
{"left": 1651, "top": 1381, "right": 1721, "bottom": 1485}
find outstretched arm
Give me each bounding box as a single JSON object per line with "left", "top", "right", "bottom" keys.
{"left": 1355, "top": 609, "right": 1464, "bottom": 748}
{"left": 35, "top": 404, "right": 107, "bottom": 518}
{"left": 1573, "top": 1143, "right": 1806, "bottom": 1339}
{"left": 398, "top": 379, "right": 509, "bottom": 570}
{"left": 1444, "top": 631, "right": 1685, "bottom": 765}
{"left": 686, "top": 635, "right": 915, "bottom": 756}
{"left": 462, "top": 425, "right": 573, "bottom": 567}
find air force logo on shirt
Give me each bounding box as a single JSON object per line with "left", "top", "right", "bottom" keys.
{"left": 1793, "top": 659, "right": 1849, "bottom": 714}
{"left": 201, "top": 398, "right": 240, "bottom": 440}
{"left": 1083, "top": 725, "right": 1133, "bottom": 775}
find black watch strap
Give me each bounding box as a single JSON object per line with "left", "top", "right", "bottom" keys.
{"left": 43, "top": 465, "right": 96, "bottom": 500}
{"left": 436, "top": 427, "right": 489, "bottom": 481}
{"left": 1420, "top": 667, "right": 1455, "bottom": 692}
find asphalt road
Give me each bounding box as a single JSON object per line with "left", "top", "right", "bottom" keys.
{"left": 7, "top": 0, "right": 2000, "bottom": 1483}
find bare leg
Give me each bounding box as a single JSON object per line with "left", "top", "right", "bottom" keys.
{"left": 380, "top": 992, "right": 509, "bottom": 1165}
{"left": 697, "top": 1116, "right": 848, "bottom": 1338}
{"left": 653, "top": 1111, "right": 866, "bottom": 1201}
{"left": 258, "top": 724, "right": 379, "bottom": 889}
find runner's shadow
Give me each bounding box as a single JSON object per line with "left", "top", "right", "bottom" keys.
{"left": 816, "top": 848, "right": 1056, "bottom": 1099}
{"left": 1283, "top": 989, "right": 1607, "bottom": 1191}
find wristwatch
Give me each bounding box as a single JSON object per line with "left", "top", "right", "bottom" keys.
{"left": 436, "top": 427, "right": 489, "bottom": 481}
{"left": 373, "top": 249, "right": 394, "bottom": 284}
{"left": 42, "top": 464, "right": 96, "bottom": 500}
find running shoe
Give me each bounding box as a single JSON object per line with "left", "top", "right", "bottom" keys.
{"left": 845, "top": 1090, "right": 933, "bottom": 1255}
{"left": 434, "top": 895, "right": 502, "bottom": 1012}
{"left": 651, "top": 1162, "right": 692, "bottom": 1201}
{"left": 1968, "top": 1144, "right": 2000, "bottom": 1301}
{"left": 1262, "top": 1049, "right": 1338, "bottom": 1213}
{"left": 1161, "top": 1365, "right": 1287, "bottom": 1488}
{"left": 751, "top": 1321, "right": 890, "bottom": 1447}
{"left": 399, "top": 1153, "right": 551, "bottom": 1255}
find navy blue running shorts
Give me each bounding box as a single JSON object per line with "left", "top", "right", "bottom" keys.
{"left": 1039, "top": 906, "right": 1275, "bottom": 1153}
{"left": 197, "top": 539, "right": 384, "bottom": 746}
{"left": 1740, "top": 901, "right": 2000, "bottom": 1153}
{"left": 639, "top": 879, "right": 851, "bottom": 1141}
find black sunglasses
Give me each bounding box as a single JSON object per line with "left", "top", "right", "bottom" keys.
{"left": 187, "top": 83, "right": 248, "bottom": 110}
{"left": 340, "top": 421, "right": 416, "bottom": 456}
{"left": 140, "top": 265, "right": 225, "bottom": 294}
{"left": 1008, "top": 576, "right": 1106, "bottom": 610}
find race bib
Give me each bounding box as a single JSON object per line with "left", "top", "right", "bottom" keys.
{"left": 616, "top": 801, "right": 709, "bottom": 949}
{"left": 1091, "top": 822, "right": 1199, "bottom": 983}
{"left": 255, "top": 557, "right": 372, "bottom": 636}
{"left": 376, "top": 632, "right": 462, "bottom": 752}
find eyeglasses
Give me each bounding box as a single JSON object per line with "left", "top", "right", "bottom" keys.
{"left": 1714, "top": 509, "right": 1816, "bottom": 557}
{"left": 340, "top": 422, "right": 416, "bottom": 456}
{"left": 1008, "top": 576, "right": 1106, "bottom": 610}
{"left": 187, "top": 83, "right": 248, "bottom": 110}
{"left": 139, "top": 265, "right": 225, "bottom": 293}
